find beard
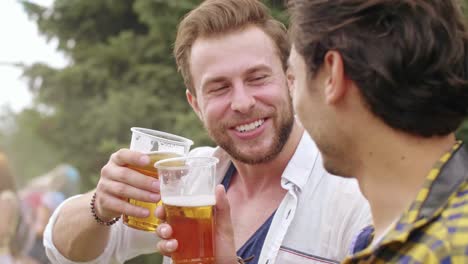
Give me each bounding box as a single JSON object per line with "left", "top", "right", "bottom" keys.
{"left": 206, "top": 99, "right": 295, "bottom": 165}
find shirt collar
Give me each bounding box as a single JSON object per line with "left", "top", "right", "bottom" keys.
{"left": 392, "top": 141, "right": 467, "bottom": 232}
{"left": 280, "top": 132, "right": 320, "bottom": 192}
{"left": 211, "top": 131, "right": 320, "bottom": 191}
{"left": 416, "top": 142, "right": 468, "bottom": 220}
{"left": 348, "top": 141, "right": 467, "bottom": 262}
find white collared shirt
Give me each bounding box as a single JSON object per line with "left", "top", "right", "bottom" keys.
{"left": 44, "top": 132, "right": 371, "bottom": 264}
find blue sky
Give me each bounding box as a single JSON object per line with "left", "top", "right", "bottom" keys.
{"left": 0, "top": 0, "right": 66, "bottom": 112}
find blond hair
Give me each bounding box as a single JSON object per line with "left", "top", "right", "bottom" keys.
{"left": 174, "top": 0, "right": 290, "bottom": 96}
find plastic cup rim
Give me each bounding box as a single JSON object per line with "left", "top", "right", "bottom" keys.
{"left": 155, "top": 156, "right": 219, "bottom": 170}
{"left": 130, "top": 127, "right": 194, "bottom": 147}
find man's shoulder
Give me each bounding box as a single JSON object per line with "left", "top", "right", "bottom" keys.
{"left": 407, "top": 181, "right": 468, "bottom": 259}
{"left": 400, "top": 201, "right": 468, "bottom": 262}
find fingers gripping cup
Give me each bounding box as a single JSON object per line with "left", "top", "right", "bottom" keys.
{"left": 156, "top": 157, "right": 219, "bottom": 264}
{"left": 123, "top": 127, "right": 193, "bottom": 232}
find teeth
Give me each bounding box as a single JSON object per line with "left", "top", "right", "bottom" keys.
{"left": 235, "top": 119, "right": 264, "bottom": 133}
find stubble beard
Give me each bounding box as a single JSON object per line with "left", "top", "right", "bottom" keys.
{"left": 207, "top": 102, "right": 295, "bottom": 165}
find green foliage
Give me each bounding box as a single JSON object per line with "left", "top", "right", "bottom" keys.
{"left": 0, "top": 107, "right": 62, "bottom": 186}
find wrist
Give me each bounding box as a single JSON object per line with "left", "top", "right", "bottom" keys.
{"left": 90, "top": 192, "right": 120, "bottom": 226}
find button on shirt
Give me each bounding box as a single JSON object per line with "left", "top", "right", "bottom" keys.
{"left": 43, "top": 132, "right": 372, "bottom": 264}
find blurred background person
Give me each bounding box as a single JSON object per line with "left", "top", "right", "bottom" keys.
{"left": 18, "top": 164, "right": 79, "bottom": 264}
{"left": 28, "top": 191, "right": 65, "bottom": 264}
{"left": 0, "top": 152, "right": 38, "bottom": 264}
{"left": 0, "top": 161, "right": 19, "bottom": 263}
{"left": 21, "top": 164, "right": 81, "bottom": 198}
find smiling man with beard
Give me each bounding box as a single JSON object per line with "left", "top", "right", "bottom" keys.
{"left": 43, "top": 1, "right": 371, "bottom": 264}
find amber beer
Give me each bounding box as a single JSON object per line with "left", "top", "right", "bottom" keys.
{"left": 164, "top": 195, "right": 216, "bottom": 264}
{"left": 123, "top": 151, "right": 181, "bottom": 232}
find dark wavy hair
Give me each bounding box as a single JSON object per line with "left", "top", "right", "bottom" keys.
{"left": 289, "top": 0, "right": 468, "bottom": 137}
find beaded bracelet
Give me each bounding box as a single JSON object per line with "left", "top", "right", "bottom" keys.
{"left": 90, "top": 192, "right": 121, "bottom": 226}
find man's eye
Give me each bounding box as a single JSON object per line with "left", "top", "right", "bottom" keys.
{"left": 210, "top": 85, "right": 228, "bottom": 93}
{"left": 249, "top": 75, "right": 267, "bottom": 83}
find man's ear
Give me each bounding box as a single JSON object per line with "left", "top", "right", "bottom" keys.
{"left": 186, "top": 89, "right": 202, "bottom": 120}
{"left": 323, "top": 51, "right": 347, "bottom": 105}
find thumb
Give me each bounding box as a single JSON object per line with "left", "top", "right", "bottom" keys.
{"left": 214, "top": 185, "right": 237, "bottom": 264}
{"left": 215, "top": 184, "right": 231, "bottom": 215}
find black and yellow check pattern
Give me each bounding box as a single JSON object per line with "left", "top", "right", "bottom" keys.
{"left": 344, "top": 141, "right": 468, "bottom": 264}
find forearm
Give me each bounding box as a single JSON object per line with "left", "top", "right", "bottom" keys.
{"left": 52, "top": 191, "right": 112, "bottom": 261}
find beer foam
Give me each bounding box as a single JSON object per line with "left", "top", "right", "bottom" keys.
{"left": 163, "top": 195, "right": 216, "bottom": 207}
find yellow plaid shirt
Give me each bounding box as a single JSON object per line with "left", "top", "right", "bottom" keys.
{"left": 344, "top": 141, "right": 468, "bottom": 264}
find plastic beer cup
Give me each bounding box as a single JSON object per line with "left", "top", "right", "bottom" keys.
{"left": 156, "top": 156, "right": 219, "bottom": 264}
{"left": 123, "top": 127, "right": 193, "bottom": 232}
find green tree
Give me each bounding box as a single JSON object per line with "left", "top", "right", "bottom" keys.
{"left": 0, "top": 107, "right": 62, "bottom": 185}
{"left": 19, "top": 0, "right": 211, "bottom": 192}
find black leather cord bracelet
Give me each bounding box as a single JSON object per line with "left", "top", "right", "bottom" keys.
{"left": 90, "top": 192, "right": 121, "bottom": 226}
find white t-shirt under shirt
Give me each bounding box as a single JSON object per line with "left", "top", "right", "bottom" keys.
{"left": 43, "top": 132, "right": 372, "bottom": 264}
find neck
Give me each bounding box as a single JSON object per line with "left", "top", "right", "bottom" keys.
{"left": 231, "top": 121, "right": 304, "bottom": 196}
{"left": 355, "top": 131, "right": 456, "bottom": 237}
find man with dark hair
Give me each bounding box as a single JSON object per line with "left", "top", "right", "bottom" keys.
{"left": 286, "top": 0, "right": 468, "bottom": 262}
{"left": 43, "top": 1, "right": 371, "bottom": 264}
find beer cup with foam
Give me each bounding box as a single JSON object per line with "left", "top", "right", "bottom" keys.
{"left": 156, "top": 156, "right": 219, "bottom": 264}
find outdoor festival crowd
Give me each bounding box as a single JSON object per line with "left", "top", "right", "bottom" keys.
{"left": 0, "top": 153, "right": 80, "bottom": 264}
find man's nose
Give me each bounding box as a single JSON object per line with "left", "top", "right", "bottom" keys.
{"left": 230, "top": 83, "right": 255, "bottom": 113}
